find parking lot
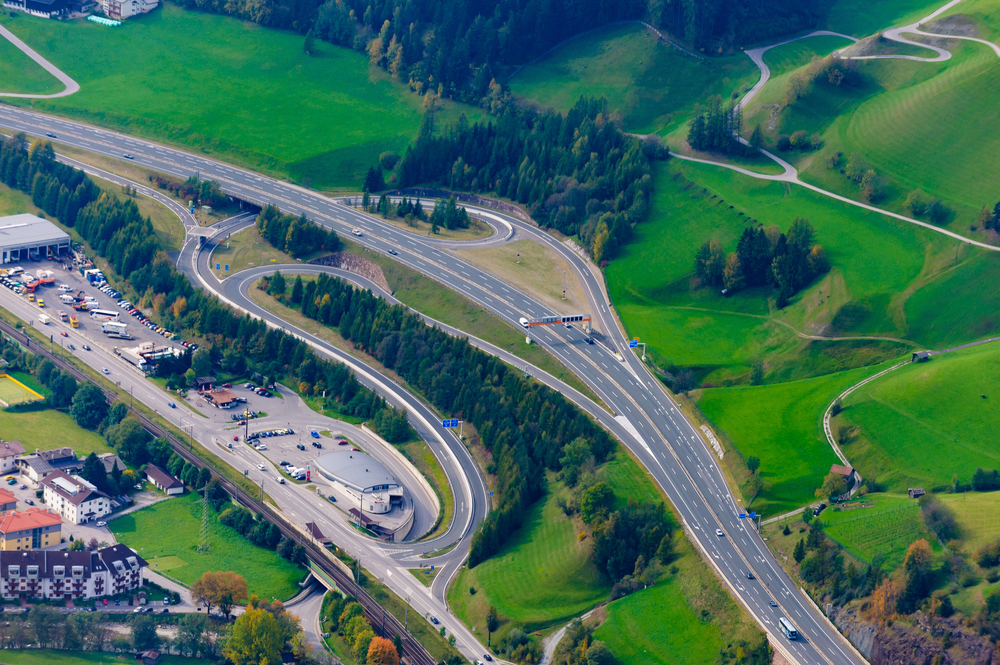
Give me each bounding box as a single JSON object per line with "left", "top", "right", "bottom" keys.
{"left": 0, "top": 258, "right": 192, "bottom": 363}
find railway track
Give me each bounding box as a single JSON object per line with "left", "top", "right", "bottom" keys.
{"left": 0, "top": 319, "right": 437, "bottom": 665}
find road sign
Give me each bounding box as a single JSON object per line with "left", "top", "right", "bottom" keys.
{"left": 738, "top": 514, "right": 746, "bottom": 519}
{"left": 442, "top": 419, "right": 459, "bottom": 428}
{"left": 629, "top": 340, "right": 638, "bottom": 348}
{"left": 216, "top": 263, "right": 221, "bottom": 270}
{"left": 224, "top": 265, "right": 229, "bottom": 271}
{"left": 749, "top": 512, "right": 757, "bottom": 519}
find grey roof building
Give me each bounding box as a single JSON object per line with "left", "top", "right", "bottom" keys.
{"left": 314, "top": 448, "right": 402, "bottom": 515}
{"left": 0, "top": 214, "right": 71, "bottom": 264}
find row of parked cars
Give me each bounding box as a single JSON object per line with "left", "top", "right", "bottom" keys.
{"left": 244, "top": 383, "right": 274, "bottom": 397}
{"left": 245, "top": 427, "right": 294, "bottom": 441}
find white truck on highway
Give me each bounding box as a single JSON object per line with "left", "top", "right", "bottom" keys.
{"left": 38, "top": 314, "right": 50, "bottom": 325}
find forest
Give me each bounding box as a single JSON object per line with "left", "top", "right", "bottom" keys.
{"left": 280, "top": 270, "right": 617, "bottom": 564}
{"left": 694, "top": 217, "right": 829, "bottom": 307}
{"left": 256, "top": 205, "right": 342, "bottom": 258}
{"left": 396, "top": 97, "right": 655, "bottom": 263}
{"left": 0, "top": 134, "right": 408, "bottom": 443}
{"left": 173, "top": 0, "right": 831, "bottom": 103}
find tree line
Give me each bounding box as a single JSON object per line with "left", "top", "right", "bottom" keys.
{"left": 396, "top": 97, "right": 655, "bottom": 263}
{"left": 0, "top": 335, "right": 78, "bottom": 410}
{"left": 256, "top": 204, "right": 342, "bottom": 258}
{"left": 695, "top": 217, "right": 829, "bottom": 308}
{"left": 687, "top": 96, "right": 750, "bottom": 156}
{"left": 280, "top": 271, "right": 616, "bottom": 565}
{"left": 0, "top": 136, "right": 100, "bottom": 228}
{"left": 0, "top": 135, "right": 408, "bottom": 443}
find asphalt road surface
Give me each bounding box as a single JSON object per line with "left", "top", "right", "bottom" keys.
{"left": 0, "top": 106, "right": 866, "bottom": 665}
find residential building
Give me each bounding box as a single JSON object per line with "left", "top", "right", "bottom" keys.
{"left": 17, "top": 447, "right": 82, "bottom": 483}
{"left": 0, "top": 440, "right": 26, "bottom": 474}
{"left": 102, "top": 0, "right": 156, "bottom": 18}
{"left": 0, "top": 489, "right": 15, "bottom": 512}
{"left": 0, "top": 545, "right": 146, "bottom": 601}
{"left": 41, "top": 471, "right": 111, "bottom": 525}
{"left": 143, "top": 463, "right": 183, "bottom": 495}
{"left": 0, "top": 508, "right": 62, "bottom": 551}
{"left": 98, "top": 453, "right": 127, "bottom": 474}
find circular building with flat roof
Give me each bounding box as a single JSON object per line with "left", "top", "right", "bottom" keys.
{"left": 314, "top": 448, "right": 402, "bottom": 515}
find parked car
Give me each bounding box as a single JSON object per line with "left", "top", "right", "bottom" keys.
{"left": 296, "top": 444, "right": 306, "bottom": 451}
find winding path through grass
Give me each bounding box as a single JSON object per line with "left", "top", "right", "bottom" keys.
{"left": 0, "top": 23, "right": 79, "bottom": 98}
{"left": 669, "top": 0, "right": 1000, "bottom": 252}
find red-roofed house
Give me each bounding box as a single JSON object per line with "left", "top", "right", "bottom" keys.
{"left": 0, "top": 489, "right": 16, "bottom": 512}
{"left": 0, "top": 508, "right": 62, "bottom": 550}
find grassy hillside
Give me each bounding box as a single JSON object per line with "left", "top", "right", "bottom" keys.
{"left": 941, "top": 492, "right": 1000, "bottom": 554}
{"left": 509, "top": 24, "right": 757, "bottom": 135}
{"left": 447, "top": 454, "right": 759, "bottom": 663}
{"left": 694, "top": 363, "right": 897, "bottom": 515}
{"left": 0, "top": 3, "right": 477, "bottom": 188}
{"left": 606, "top": 159, "right": 941, "bottom": 384}
{"left": 0, "top": 30, "right": 61, "bottom": 95}
{"left": 835, "top": 343, "right": 1000, "bottom": 493}
{"left": 821, "top": 0, "right": 947, "bottom": 36}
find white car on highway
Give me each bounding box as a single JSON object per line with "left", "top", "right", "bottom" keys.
{"left": 257, "top": 463, "right": 265, "bottom": 471}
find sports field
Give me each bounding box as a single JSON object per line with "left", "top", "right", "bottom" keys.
{"left": 817, "top": 494, "right": 938, "bottom": 570}
{"left": 110, "top": 492, "right": 303, "bottom": 599}
{"left": 836, "top": 343, "right": 1000, "bottom": 493}
{"left": 0, "top": 373, "right": 43, "bottom": 405}
{"left": 0, "top": 3, "right": 477, "bottom": 188}
{"left": 509, "top": 23, "right": 757, "bottom": 135}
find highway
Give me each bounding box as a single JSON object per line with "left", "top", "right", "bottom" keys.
{"left": 0, "top": 105, "right": 867, "bottom": 665}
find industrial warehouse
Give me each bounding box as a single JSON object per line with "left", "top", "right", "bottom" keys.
{"left": 0, "top": 215, "right": 70, "bottom": 265}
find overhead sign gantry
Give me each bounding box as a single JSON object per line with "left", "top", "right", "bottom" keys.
{"left": 518, "top": 313, "right": 591, "bottom": 332}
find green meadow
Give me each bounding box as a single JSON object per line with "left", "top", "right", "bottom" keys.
{"left": 694, "top": 363, "right": 896, "bottom": 515}
{"left": 835, "top": 343, "right": 1000, "bottom": 493}
{"left": 111, "top": 492, "right": 303, "bottom": 599}
{"left": 606, "top": 159, "right": 935, "bottom": 384}
{"left": 0, "top": 3, "right": 477, "bottom": 188}
{"left": 0, "top": 30, "right": 61, "bottom": 95}
{"left": 447, "top": 455, "right": 757, "bottom": 663}
{"left": 509, "top": 23, "right": 757, "bottom": 135}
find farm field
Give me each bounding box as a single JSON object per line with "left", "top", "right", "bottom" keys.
{"left": 509, "top": 23, "right": 757, "bottom": 136}
{"left": 110, "top": 492, "right": 304, "bottom": 600}
{"left": 0, "top": 31, "right": 61, "bottom": 95}
{"left": 816, "top": 493, "right": 937, "bottom": 570}
{"left": 0, "top": 409, "right": 113, "bottom": 456}
{"left": 0, "top": 3, "right": 478, "bottom": 189}
{"left": 694, "top": 362, "right": 898, "bottom": 516}
{"left": 835, "top": 343, "right": 1000, "bottom": 493}
{"left": 606, "top": 159, "right": 929, "bottom": 384}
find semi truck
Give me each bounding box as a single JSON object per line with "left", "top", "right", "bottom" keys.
{"left": 102, "top": 321, "right": 131, "bottom": 339}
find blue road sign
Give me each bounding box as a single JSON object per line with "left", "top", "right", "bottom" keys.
{"left": 629, "top": 340, "right": 638, "bottom": 348}
{"left": 225, "top": 264, "right": 229, "bottom": 271}
{"left": 216, "top": 263, "right": 221, "bottom": 270}
{"left": 749, "top": 512, "right": 757, "bottom": 519}
{"left": 738, "top": 514, "right": 746, "bottom": 519}
{"left": 442, "top": 419, "right": 459, "bottom": 428}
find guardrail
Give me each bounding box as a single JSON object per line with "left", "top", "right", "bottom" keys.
{"left": 0, "top": 319, "right": 436, "bottom": 665}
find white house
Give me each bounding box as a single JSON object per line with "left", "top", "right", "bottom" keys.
{"left": 144, "top": 463, "right": 184, "bottom": 495}
{"left": 40, "top": 471, "right": 111, "bottom": 525}
{"left": 0, "top": 440, "right": 25, "bottom": 475}
{"left": 102, "top": 0, "right": 157, "bottom": 19}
